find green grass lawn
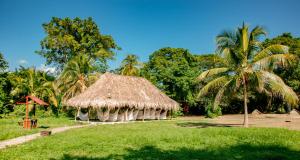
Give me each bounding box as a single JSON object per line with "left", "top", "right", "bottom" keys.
{"left": 0, "top": 117, "right": 77, "bottom": 141}
{"left": 0, "top": 120, "right": 300, "bottom": 160}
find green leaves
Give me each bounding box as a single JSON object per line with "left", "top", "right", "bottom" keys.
{"left": 56, "top": 54, "right": 99, "bottom": 101}
{"left": 253, "top": 45, "right": 289, "bottom": 62}
{"left": 120, "top": 54, "right": 141, "bottom": 76}
{"left": 142, "top": 47, "right": 200, "bottom": 106}
{"left": 37, "top": 17, "right": 118, "bottom": 70}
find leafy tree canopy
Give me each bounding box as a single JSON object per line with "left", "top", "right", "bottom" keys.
{"left": 36, "top": 17, "right": 119, "bottom": 70}
{"left": 142, "top": 47, "right": 201, "bottom": 106}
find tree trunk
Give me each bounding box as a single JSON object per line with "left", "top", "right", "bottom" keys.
{"left": 242, "top": 74, "right": 249, "bottom": 128}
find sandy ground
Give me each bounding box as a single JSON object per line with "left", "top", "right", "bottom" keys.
{"left": 179, "top": 114, "right": 300, "bottom": 130}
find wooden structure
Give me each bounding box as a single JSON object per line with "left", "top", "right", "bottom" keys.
{"left": 16, "top": 96, "right": 48, "bottom": 129}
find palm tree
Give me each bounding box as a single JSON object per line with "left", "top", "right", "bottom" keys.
{"left": 11, "top": 67, "right": 57, "bottom": 115}
{"left": 197, "top": 23, "right": 299, "bottom": 127}
{"left": 120, "top": 54, "right": 141, "bottom": 76}
{"left": 56, "top": 54, "right": 99, "bottom": 101}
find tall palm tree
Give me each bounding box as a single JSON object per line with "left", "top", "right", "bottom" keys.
{"left": 56, "top": 54, "right": 99, "bottom": 101}
{"left": 120, "top": 54, "right": 141, "bottom": 76}
{"left": 197, "top": 23, "right": 298, "bottom": 127}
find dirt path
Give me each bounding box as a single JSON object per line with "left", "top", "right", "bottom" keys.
{"left": 179, "top": 114, "right": 300, "bottom": 130}
{"left": 0, "top": 125, "right": 88, "bottom": 149}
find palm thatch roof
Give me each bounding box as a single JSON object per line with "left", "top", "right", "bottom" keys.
{"left": 65, "top": 72, "right": 179, "bottom": 110}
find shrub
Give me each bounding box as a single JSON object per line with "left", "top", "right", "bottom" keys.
{"left": 205, "top": 103, "right": 222, "bottom": 118}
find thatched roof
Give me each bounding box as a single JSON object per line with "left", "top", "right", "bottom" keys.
{"left": 65, "top": 72, "right": 179, "bottom": 110}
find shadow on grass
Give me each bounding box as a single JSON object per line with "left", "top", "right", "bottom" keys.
{"left": 38, "top": 125, "right": 49, "bottom": 129}
{"left": 55, "top": 145, "right": 300, "bottom": 160}
{"left": 176, "top": 122, "right": 241, "bottom": 128}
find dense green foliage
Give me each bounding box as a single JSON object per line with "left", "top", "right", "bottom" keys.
{"left": 142, "top": 48, "right": 201, "bottom": 107}
{"left": 37, "top": 17, "right": 119, "bottom": 71}
{"left": 1, "top": 120, "right": 299, "bottom": 159}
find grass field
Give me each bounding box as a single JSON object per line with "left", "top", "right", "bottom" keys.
{"left": 0, "top": 117, "right": 76, "bottom": 141}
{"left": 1, "top": 120, "right": 300, "bottom": 160}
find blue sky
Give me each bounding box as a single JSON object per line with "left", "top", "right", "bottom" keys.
{"left": 1, "top": 0, "right": 300, "bottom": 71}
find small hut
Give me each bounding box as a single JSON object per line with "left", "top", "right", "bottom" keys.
{"left": 65, "top": 73, "right": 179, "bottom": 122}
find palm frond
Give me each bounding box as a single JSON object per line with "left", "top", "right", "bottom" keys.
{"left": 253, "top": 53, "right": 297, "bottom": 70}
{"left": 250, "top": 26, "right": 267, "bottom": 42}
{"left": 197, "top": 67, "right": 229, "bottom": 81}
{"left": 213, "top": 79, "right": 234, "bottom": 109}
{"left": 197, "top": 76, "right": 229, "bottom": 98}
{"left": 253, "top": 45, "right": 289, "bottom": 62}
{"left": 258, "top": 71, "right": 298, "bottom": 106}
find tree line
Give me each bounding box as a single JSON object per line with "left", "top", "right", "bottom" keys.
{"left": 0, "top": 17, "right": 299, "bottom": 121}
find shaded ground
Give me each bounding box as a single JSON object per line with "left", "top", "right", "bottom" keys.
{"left": 179, "top": 114, "right": 300, "bottom": 130}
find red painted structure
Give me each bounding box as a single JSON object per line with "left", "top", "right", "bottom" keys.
{"left": 16, "top": 96, "right": 48, "bottom": 129}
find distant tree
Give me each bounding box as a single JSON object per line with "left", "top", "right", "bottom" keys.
{"left": 0, "top": 53, "right": 11, "bottom": 115}
{"left": 197, "top": 23, "right": 298, "bottom": 127}
{"left": 0, "top": 52, "right": 8, "bottom": 72}
{"left": 141, "top": 47, "right": 200, "bottom": 107}
{"left": 36, "top": 17, "right": 119, "bottom": 70}
{"left": 120, "top": 54, "right": 141, "bottom": 76}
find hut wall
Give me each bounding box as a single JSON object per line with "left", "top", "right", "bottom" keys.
{"left": 136, "top": 110, "right": 144, "bottom": 120}
{"left": 108, "top": 108, "right": 119, "bottom": 122}
{"left": 97, "top": 108, "right": 110, "bottom": 122}
{"left": 77, "top": 109, "right": 89, "bottom": 121}
{"left": 128, "top": 108, "right": 134, "bottom": 121}
{"left": 160, "top": 109, "right": 168, "bottom": 120}
{"left": 155, "top": 109, "right": 162, "bottom": 120}
{"left": 117, "top": 110, "right": 125, "bottom": 122}
{"left": 150, "top": 108, "right": 156, "bottom": 119}
{"left": 144, "top": 108, "right": 151, "bottom": 119}
{"left": 132, "top": 109, "right": 139, "bottom": 120}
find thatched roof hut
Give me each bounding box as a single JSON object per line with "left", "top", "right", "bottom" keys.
{"left": 65, "top": 72, "right": 179, "bottom": 111}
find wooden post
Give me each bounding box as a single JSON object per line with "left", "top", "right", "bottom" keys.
{"left": 75, "top": 107, "right": 78, "bottom": 122}
{"left": 23, "top": 96, "right": 31, "bottom": 129}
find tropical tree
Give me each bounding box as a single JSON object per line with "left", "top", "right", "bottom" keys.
{"left": 37, "top": 17, "right": 119, "bottom": 71}
{"left": 120, "top": 54, "right": 141, "bottom": 76}
{"left": 10, "top": 67, "right": 57, "bottom": 115}
{"left": 197, "top": 23, "right": 299, "bottom": 127}
{"left": 56, "top": 54, "right": 99, "bottom": 101}
{"left": 0, "top": 53, "right": 11, "bottom": 115}
{"left": 142, "top": 47, "right": 201, "bottom": 108}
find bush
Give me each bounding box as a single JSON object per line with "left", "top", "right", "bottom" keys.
{"left": 205, "top": 103, "right": 222, "bottom": 118}
{"left": 171, "top": 107, "right": 184, "bottom": 118}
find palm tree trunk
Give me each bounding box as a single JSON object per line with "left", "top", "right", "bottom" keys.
{"left": 242, "top": 74, "right": 249, "bottom": 128}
